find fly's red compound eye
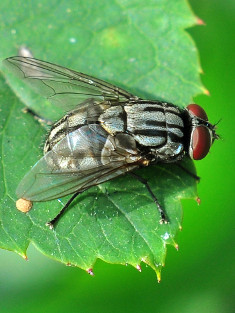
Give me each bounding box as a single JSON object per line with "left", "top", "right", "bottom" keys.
{"left": 190, "top": 126, "right": 211, "bottom": 160}
{"left": 187, "top": 104, "right": 208, "bottom": 121}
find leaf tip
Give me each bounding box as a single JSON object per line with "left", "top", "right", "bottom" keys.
{"left": 203, "top": 88, "right": 210, "bottom": 96}
{"left": 196, "top": 197, "right": 201, "bottom": 205}
{"left": 196, "top": 17, "right": 206, "bottom": 26}
{"left": 156, "top": 271, "right": 161, "bottom": 283}
{"left": 199, "top": 67, "right": 204, "bottom": 74}
{"left": 22, "top": 254, "right": 28, "bottom": 261}
{"left": 174, "top": 243, "right": 179, "bottom": 251}
{"left": 87, "top": 268, "right": 94, "bottom": 276}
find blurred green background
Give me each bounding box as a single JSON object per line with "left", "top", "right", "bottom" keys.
{"left": 0, "top": 0, "right": 234, "bottom": 312}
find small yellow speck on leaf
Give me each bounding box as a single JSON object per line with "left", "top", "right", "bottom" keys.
{"left": 16, "top": 198, "right": 33, "bottom": 213}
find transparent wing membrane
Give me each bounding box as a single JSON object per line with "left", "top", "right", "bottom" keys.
{"left": 3, "top": 57, "right": 137, "bottom": 111}
{"left": 4, "top": 57, "right": 142, "bottom": 202}
{"left": 16, "top": 125, "right": 140, "bottom": 201}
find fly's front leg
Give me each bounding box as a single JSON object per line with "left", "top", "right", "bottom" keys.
{"left": 129, "top": 172, "right": 168, "bottom": 224}
{"left": 23, "top": 107, "right": 53, "bottom": 126}
{"left": 176, "top": 163, "right": 200, "bottom": 181}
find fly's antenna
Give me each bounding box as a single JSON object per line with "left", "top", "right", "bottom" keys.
{"left": 212, "top": 118, "right": 222, "bottom": 141}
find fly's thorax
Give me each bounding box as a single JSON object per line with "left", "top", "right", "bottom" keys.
{"left": 125, "top": 101, "right": 184, "bottom": 146}
{"left": 99, "top": 100, "right": 186, "bottom": 161}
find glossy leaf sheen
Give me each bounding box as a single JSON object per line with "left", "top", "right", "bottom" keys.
{"left": 0, "top": 0, "right": 201, "bottom": 278}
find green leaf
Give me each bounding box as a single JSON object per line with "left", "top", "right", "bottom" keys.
{"left": 0, "top": 0, "right": 201, "bottom": 280}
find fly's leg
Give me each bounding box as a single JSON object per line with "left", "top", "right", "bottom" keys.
{"left": 46, "top": 190, "right": 87, "bottom": 229}
{"left": 23, "top": 107, "right": 53, "bottom": 126}
{"left": 176, "top": 163, "right": 200, "bottom": 182}
{"left": 129, "top": 172, "right": 168, "bottom": 224}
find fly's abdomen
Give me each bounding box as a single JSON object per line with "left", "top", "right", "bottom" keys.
{"left": 44, "top": 99, "right": 109, "bottom": 153}
{"left": 99, "top": 105, "right": 125, "bottom": 135}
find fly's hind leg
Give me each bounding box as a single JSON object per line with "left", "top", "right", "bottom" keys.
{"left": 23, "top": 107, "right": 53, "bottom": 126}
{"left": 46, "top": 189, "right": 88, "bottom": 229}
{"left": 129, "top": 172, "right": 168, "bottom": 224}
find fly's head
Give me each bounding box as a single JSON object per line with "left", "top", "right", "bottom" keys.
{"left": 186, "top": 104, "right": 219, "bottom": 160}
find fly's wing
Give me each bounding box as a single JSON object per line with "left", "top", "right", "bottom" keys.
{"left": 16, "top": 125, "right": 141, "bottom": 201}
{"left": 3, "top": 57, "right": 138, "bottom": 112}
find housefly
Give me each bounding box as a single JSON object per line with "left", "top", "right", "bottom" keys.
{"left": 3, "top": 57, "right": 218, "bottom": 228}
